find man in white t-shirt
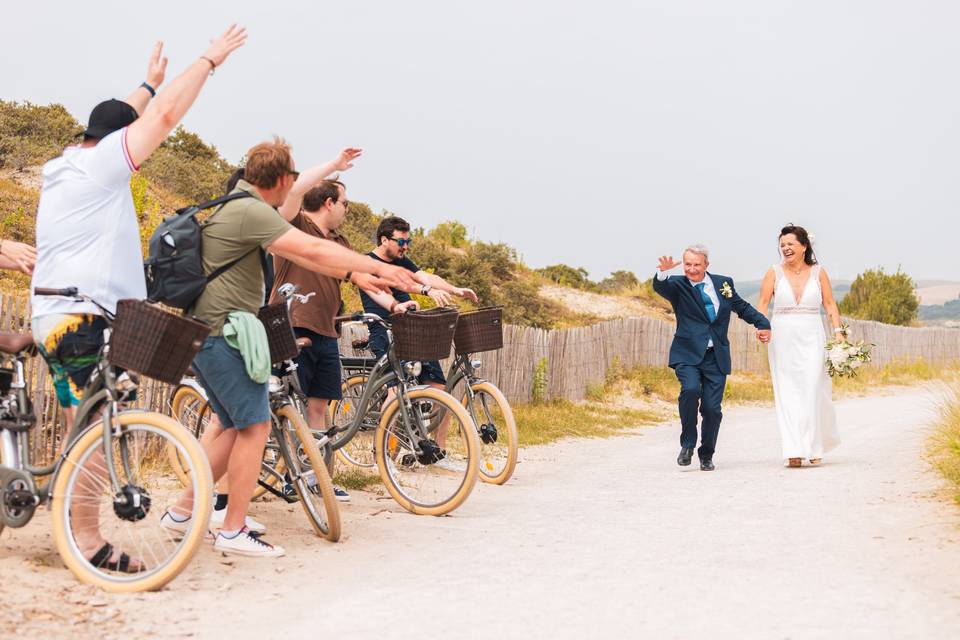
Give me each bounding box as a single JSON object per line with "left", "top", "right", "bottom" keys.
{"left": 30, "top": 27, "right": 247, "bottom": 574}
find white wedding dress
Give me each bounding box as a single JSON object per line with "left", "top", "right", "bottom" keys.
{"left": 768, "top": 264, "right": 840, "bottom": 461}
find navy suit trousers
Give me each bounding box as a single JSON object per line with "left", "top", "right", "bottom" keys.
{"left": 674, "top": 347, "right": 726, "bottom": 460}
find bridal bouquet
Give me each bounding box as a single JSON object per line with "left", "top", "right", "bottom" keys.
{"left": 825, "top": 324, "right": 873, "bottom": 378}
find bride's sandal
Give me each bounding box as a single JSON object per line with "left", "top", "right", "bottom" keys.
{"left": 808, "top": 458, "right": 822, "bottom": 466}
{"left": 786, "top": 458, "right": 803, "bottom": 468}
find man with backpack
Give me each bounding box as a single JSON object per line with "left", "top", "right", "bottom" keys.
{"left": 30, "top": 27, "right": 247, "bottom": 573}
{"left": 160, "top": 139, "right": 415, "bottom": 557}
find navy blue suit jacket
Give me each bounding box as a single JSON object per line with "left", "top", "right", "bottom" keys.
{"left": 652, "top": 272, "right": 770, "bottom": 375}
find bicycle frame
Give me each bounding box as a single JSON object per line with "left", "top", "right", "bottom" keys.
{"left": 328, "top": 316, "right": 440, "bottom": 455}
{"left": 0, "top": 288, "right": 151, "bottom": 529}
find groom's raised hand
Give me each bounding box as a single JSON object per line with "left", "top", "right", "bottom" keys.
{"left": 658, "top": 255, "right": 680, "bottom": 272}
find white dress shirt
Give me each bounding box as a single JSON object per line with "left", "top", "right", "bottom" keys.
{"left": 656, "top": 269, "right": 719, "bottom": 346}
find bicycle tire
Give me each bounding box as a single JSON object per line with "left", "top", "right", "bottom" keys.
{"left": 168, "top": 384, "right": 210, "bottom": 486}
{"left": 50, "top": 411, "right": 213, "bottom": 592}
{"left": 332, "top": 375, "right": 377, "bottom": 469}
{"left": 275, "top": 405, "right": 341, "bottom": 542}
{"left": 375, "top": 386, "right": 480, "bottom": 516}
{"left": 463, "top": 381, "right": 519, "bottom": 485}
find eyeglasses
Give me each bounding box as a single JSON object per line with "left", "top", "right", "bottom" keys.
{"left": 339, "top": 198, "right": 349, "bottom": 209}
{"left": 287, "top": 169, "right": 300, "bottom": 179}
{"left": 389, "top": 237, "right": 412, "bottom": 248}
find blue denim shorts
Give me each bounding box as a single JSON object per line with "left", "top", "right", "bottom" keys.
{"left": 293, "top": 328, "right": 343, "bottom": 401}
{"left": 192, "top": 336, "right": 270, "bottom": 430}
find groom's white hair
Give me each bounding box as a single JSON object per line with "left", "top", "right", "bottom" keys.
{"left": 684, "top": 244, "right": 710, "bottom": 259}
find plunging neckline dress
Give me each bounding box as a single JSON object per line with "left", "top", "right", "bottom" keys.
{"left": 767, "top": 264, "right": 840, "bottom": 460}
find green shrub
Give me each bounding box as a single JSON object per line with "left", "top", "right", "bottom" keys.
{"left": 0, "top": 100, "right": 82, "bottom": 170}
{"left": 840, "top": 267, "right": 919, "bottom": 326}
{"left": 140, "top": 126, "right": 235, "bottom": 203}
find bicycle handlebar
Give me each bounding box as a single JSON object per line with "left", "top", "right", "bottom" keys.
{"left": 34, "top": 287, "right": 78, "bottom": 297}
{"left": 334, "top": 312, "right": 391, "bottom": 328}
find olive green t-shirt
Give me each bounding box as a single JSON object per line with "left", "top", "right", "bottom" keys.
{"left": 190, "top": 180, "right": 292, "bottom": 335}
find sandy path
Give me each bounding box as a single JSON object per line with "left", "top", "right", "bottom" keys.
{"left": 2, "top": 387, "right": 958, "bottom": 639}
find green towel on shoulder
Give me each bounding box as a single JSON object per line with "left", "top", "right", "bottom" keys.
{"left": 222, "top": 311, "right": 272, "bottom": 384}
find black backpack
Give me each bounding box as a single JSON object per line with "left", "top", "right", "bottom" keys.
{"left": 144, "top": 191, "right": 259, "bottom": 310}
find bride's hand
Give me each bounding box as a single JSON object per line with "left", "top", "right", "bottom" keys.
{"left": 757, "top": 329, "right": 771, "bottom": 344}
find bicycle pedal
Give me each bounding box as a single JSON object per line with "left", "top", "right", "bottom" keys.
{"left": 400, "top": 453, "right": 417, "bottom": 467}
{"left": 479, "top": 423, "right": 498, "bottom": 444}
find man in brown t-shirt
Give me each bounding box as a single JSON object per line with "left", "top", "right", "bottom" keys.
{"left": 268, "top": 180, "right": 356, "bottom": 499}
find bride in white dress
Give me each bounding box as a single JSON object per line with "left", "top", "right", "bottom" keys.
{"left": 757, "top": 225, "right": 842, "bottom": 467}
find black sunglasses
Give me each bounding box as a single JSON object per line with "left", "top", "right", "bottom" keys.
{"left": 389, "top": 237, "right": 412, "bottom": 248}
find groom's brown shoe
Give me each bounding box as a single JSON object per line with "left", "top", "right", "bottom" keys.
{"left": 700, "top": 459, "right": 715, "bottom": 471}
{"left": 677, "top": 448, "right": 694, "bottom": 466}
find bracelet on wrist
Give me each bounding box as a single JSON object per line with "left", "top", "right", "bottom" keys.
{"left": 200, "top": 56, "right": 217, "bottom": 75}
{"left": 389, "top": 301, "right": 398, "bottom": 313}
{"left": 344, "top": 271, "right": 352, "bottom": 283}
{"left": 140, "top": 81, "right": 156, "bottom": 97}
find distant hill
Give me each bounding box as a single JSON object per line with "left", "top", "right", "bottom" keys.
{"left": 920, "top": 299, "right": 960, "bottom": 324}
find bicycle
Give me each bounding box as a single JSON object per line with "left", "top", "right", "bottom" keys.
{"left": 168, "top": 284, "right": 340, "bottom": 541}
{"left": 0, "top": 288, "right": 212, "bottom": 592}
{"left": 326, "top": 312, "right": 480, "bottom": 516}
{"left": 334, "top": 309, "right": 518, "bottom": 485}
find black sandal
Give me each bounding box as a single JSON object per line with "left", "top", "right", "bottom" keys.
{"left": 87, "top": 542, "right": 147, "bottom": 573}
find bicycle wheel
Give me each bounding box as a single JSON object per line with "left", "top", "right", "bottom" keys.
{"left": 168, "top": 385, "right": 210, "bottom": 486}
{"left": 274, "top": 405, "right": 341, "bottom": 542}
{"left": 463, "top": 381, "right": 519, "bottom": 485}
{"left": 50, "top": 411, "right": 213, "bottom": 592}
{"left": 375, "top": 386, "right": 480, "bottom": 516}
{"left": 332, "top": 375, "right": 377, "bottom": 469}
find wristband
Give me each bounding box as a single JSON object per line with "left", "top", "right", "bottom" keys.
{"left": 420, "top": 285, "right": 432, "bottom": 295}
{"left": 344, "top": 271, "right": 352, "bottom": 282}
{"left": 389, "top": 300, "right": 398, "bottom": 313}
{"left": 200, "top": 56, "right": 217, "bottom": 75}
{"left": 140, "top": 81, "right": 156, "bottom": 97}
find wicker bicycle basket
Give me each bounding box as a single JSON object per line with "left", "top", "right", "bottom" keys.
{"left": 390, "top": 307, "right": 460, "bottom": 361}
{"left": 109, "top": 299, "right": 210, "bottom": 385}
{"left": 454, "top": 307, "right": 503, "bottom": 355}
{"left": 258, "top": 303, "right": 299, "bottom": 364}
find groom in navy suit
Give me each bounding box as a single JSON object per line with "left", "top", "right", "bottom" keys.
{"left": 653, "top": 245, "right": 771, "bottom": 471}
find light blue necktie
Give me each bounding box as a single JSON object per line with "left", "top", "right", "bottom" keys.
{"left": 696, "top": 282, "right": 717, "bottom": 322}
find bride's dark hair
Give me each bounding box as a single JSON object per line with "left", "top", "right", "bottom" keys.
{"left": 779, "top": 224, "right": 817, "bottom": 266}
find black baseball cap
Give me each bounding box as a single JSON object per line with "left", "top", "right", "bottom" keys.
{"left": 83, "top": 99, "right": 139, "bottom": 139}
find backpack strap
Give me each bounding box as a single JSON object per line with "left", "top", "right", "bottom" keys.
{"left": 201, "top": 191, "right": 259, "bottom": 284}
{"left": 177, "top": 191, "right": 253, "bottom": 215}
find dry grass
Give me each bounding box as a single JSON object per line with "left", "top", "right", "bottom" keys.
{"left": 513, "top": 400, "right": 662, "bottom": 447}
{"left": 334, "top": 466, "right": 382, "bottom": 491}
{"left": 928, "top": 385, "right": 960, "bottom": 504}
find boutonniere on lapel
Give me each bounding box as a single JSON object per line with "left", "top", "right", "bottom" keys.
{"left": 720, "top": 282, "right": 733, "bottom": 299}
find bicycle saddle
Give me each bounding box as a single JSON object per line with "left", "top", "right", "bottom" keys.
{"left": 0, "top": 332, "right": 36, "bottom": 355}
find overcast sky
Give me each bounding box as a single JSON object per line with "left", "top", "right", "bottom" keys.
{"left": 3, "top": 1, "right": 957, "bottom": 282}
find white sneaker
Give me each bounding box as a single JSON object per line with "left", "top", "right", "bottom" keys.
{"left": 159, "top": 511, "right": 215, "bottom": 543}
{"left": 209, "top": 508, "right": 267, "bottom": 534}
{"left": 432, "top": 456, "right": 466, "bottom": 473}
{"left": 214, "top": 527, "right": 285, "bottom": 558}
